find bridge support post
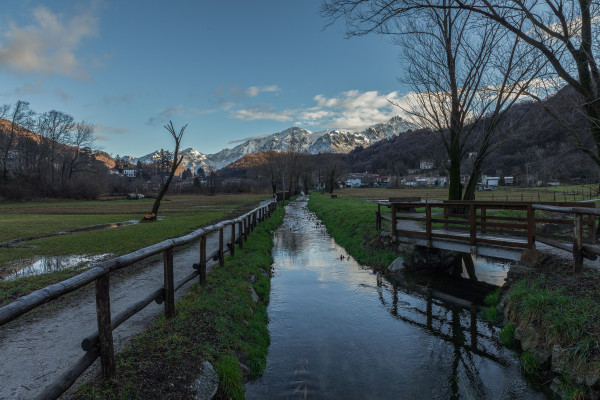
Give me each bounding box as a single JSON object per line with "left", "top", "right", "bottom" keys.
{"left": 574, "top": 214, "right": 583, "bottom": 273}
{"left": 527, "top": 205, "right": 536, "bottom": 249}
{"left": 469, "top": 204, "right": 476, "bottom": 255}
{"left": 425, "top": 204, "right": 432, "bottom": 248}
{"left": 391, "top": 205, "right": 397, "bottom": 243}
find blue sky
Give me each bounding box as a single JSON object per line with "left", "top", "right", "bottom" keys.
{"left": 0, "top": 0, "right": 411, "bottom": 157}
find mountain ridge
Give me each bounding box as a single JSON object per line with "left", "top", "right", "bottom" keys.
{"left": 123, "top": 116, "right": 416, "bottom": 172}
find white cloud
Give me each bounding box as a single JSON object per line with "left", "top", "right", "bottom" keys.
{"left": 146, "top": 105, "right": 220, "bottom": 126}
{"left": 228, "top": 134, "right": 270, "bottom": 144}
{"left": 55, "top": 87, "right": 70, "bottom": 101}
{"left": 146, "top": 106, "right": 184, "bottom": 126}
{"left": 232, "top": 105, "right": 294, "bottom": 122}
{"left": 95, "top": 123, "right": 130, "bottom": 135}
{"left": 0, "top": 5, "right": 99, "bottom": 78}
{"left": 228, "top": 89, "right": 416, "bottom": 129}
{"left": 11, "top": 80, "right": 44, "bottom": 96}
{"left": 301, "top": 90, "right": 415, "bottom": 131}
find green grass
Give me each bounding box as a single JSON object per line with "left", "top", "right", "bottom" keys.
{"left": 484, "top": 288, "right": 501, "bottom": 307}
{"left": 506, "top": 273, "right": 600, "bottom": 380}
{"left": 72, "top": 203, "right": 285, "bottom": 400}
{"left": 499, "top": 323, "right": 516, "bottom": 348}
{"left": 307, "top": 193, "right": 398, "bottom": 268}
{"left": 482, "top": 307, "right": 501, "bottom": 324}
{"left": 0, "top": 194, "right": 268, "bottom": 305}
{"left": 520, "top": 351, "right": 539, "bottom": 375}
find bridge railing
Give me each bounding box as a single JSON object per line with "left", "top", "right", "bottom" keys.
{"left": 376, "top": 200, "right": 599, "bottom": 272}
{"left": 0, "top": 200, "right": 277, "bottom": 400}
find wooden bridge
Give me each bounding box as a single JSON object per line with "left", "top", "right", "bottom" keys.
{"left": 376, "top": 199, "right": 600, "bottom": 272}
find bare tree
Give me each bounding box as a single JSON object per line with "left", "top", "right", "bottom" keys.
{"left": 37, "top": 110, "right": 75, "bottom": 187}
{"left": 0, "top": 101, "right": 35, "bottom": 181}
{"left": 318, "top": 152, "right": 346, "bottom": 193}
{"left": 62, "top": 121, "right": 95, "bottom": 186}
{"left": 323, "top": 0, "right": 600, "bottom": 181}
{"left": 148, "top": 121, "right": 186, "bottom": 220}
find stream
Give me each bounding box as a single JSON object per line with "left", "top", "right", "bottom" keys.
{"left": 245, "top": 197, "right": 547, "bottom": 399}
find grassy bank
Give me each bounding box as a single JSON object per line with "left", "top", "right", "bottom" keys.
{"left": 499, "top": 258, "right": 600, "bottom": 398}
{"left": 307, "top": 193, "right": 397, "bottom": 268}
{"left": 72, "top": 203, "right": 284, "bottom": 400}
{"left": 0, "top": 194, "right": 268, "bottom": 305}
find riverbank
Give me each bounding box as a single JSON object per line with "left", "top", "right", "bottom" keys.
{"left": 307, "top": 193, "right": 397, "bottom": 268}
{"left": 308, "top": 192, "right": 600, "bottom": 399}
{"left": 70, "top": 204, "right": 284, "bottom": 400}
{"left": 499, "top": 252, "right": 600, "bottom": 399}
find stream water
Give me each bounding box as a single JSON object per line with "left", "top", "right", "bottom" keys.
{"left": 245, "top": 197, "right": 547, "bottom": 399}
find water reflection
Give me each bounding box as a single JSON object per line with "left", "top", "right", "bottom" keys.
{"left": 246, "top": 197, "right": 546, "bottom": 399}
{"left": 1, "top": 254, "right": 110, "bottom": 281}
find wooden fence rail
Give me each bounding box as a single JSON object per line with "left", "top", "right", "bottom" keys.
{"left": 376, "top": 199, "right": 599, "bottom": 273}
{"left": 0, "top": 200, "right": 277, "bottom": 400}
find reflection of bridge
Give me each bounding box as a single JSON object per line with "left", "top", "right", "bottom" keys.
{"left": 373, "top": 274, "right": 510, "bottom": 399}
{"left": 376, "top": 200, "right": 600, "bottom": 271}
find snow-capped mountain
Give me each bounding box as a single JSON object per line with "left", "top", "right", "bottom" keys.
{"left": 124, "top": 148, "right": 211, "bottom": 174}
{"left": 123, "top": 116, "right": 416, "bottom": 171}
{"left": 361, "top": 115, "right": 415, "bottom": 140}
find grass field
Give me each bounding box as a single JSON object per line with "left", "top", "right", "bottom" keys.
{"left": 333, "top": 184, "right": 600, "bottom": 203}
{"left": 0, "top": 193, "right": 269, "bottom": 304}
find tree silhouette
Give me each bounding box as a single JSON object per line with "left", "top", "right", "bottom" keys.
{"left": 146, "top": 121, "right": 186, "bottom": 220}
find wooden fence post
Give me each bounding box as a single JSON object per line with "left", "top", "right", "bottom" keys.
{"left": 199, "top": 235, "right": 206, "bottom": 285}
{"left": 469, "top": 203, "right": 476, "bottom": 253}
{"left": 219, "top": 228, "right": 224, "bottom": 267}
{"left": 481, "top": 207, "right": 487, "bottom": 234}
{"left": 574, "top": 214, "right": 583, "bottom": 273}
{"left": 238, "top": 221, "right": 243, "bottom": 249}
{"left": 230, "top": 222, "right": 236, "bottom": 257}
{"left": 391, "top": 204, "right": 397, "bottom": 243}
{"left": 527, "top": 205, "right": 536, "bottom": 249}
{"left": 163, "top": 248, "right": 175, "bottom": 318}
{"left": 95, "top": 274, "right": 116, "bottom": 379}
{"left": 244, "top": 218, "right": 248, "bottom": 241}
{"left": 425, "top": 203, "right": 432, "bottom": 248}
{"left": 443, "top": 206, "right": 449, "bottom": 230}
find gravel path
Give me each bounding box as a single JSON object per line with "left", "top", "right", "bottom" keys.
{"left": 0, "top": 223, "right": 235, "bottom": 400}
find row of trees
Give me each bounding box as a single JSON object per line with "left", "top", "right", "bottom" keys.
{"left": 323, "top": 0, "right": 600, "bottom": 199}
{"left": 0, "top": 101, "right": 97, "bottom": 199}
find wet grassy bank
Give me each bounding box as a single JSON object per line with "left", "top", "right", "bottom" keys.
{"left": 71, "top": 204, "right": 285, "bottom": 400}
{"left": 307, "top": 193, "right": 397, "bottom": 268}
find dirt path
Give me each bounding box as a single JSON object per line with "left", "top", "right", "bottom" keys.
{"left": 0, "top": 224, "right": 234, "bottom": 400}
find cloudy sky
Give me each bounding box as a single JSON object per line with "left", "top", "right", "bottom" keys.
{"left": 0, "top": 0, "right": 411, "bottom": 157}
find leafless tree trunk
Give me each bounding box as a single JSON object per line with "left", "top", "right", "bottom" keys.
{"left": 323, "top": 0, "right": 600, "bottom": 181}
{"left": 324, "top": 0, "right": 545, "bottom": 200}
{"left": 148, "top": 121, "right": 186, "bottom": 219}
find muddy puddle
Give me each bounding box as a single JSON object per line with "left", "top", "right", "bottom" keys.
{"left": 1, "top": 254, "right": 110, "bottom": 281}
{"left": 245, "top": 197, "right": 547, "bottom": 399}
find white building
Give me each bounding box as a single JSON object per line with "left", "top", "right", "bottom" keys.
{"left": 123, "top": 169, "right": 137, "bottom": 178}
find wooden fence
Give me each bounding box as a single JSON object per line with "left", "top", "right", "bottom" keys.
{"left": 376, "top": 200, "right": 600, "bottom": 272}
{"left": 0, "top": 200, "right": 277, "bottom": 400}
